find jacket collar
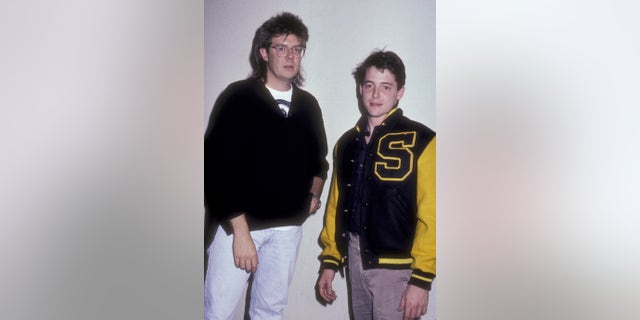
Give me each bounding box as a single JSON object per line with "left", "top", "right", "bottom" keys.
{"left": 355, "top": 107, "right": 404, "bottom": 134}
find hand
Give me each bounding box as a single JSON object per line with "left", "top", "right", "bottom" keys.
{"left": 398, "top": 284, "right": 429, "bottom": 320}
{"left": 229, "top": 214, "right": 258, "bottom": 273}
{"left": 316, "top": 269, "right": 337, "bottom": 303}
{"left": 308, "top": 193, "right": 322, "bottom": 215}
{"left": 232, "top": 231, "right": 258, "bottom": 273}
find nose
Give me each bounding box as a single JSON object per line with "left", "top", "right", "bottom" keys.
{"left": 372, "top": 86, "right": 380, "bottom": 98}
{"left": 285, "top": 47, "right": 294, "bottom": 59}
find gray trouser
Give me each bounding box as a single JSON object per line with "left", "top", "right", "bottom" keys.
{"left": 348, "top": 233, "right": 414, "bottom": 320}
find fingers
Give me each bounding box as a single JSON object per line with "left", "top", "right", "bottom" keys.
{"left": 318, "top": 279, "right": 330, "bottom": 301}
{"left": 319, "top": 281, "right": 337, "bottom": 302}
{"left": 405, "top": 307, "right": 420, "bottom": 320}
{"left": 324, "top": 291, "right": 337, "bottom": 302}
{"left": 236, "top": 255, "right": 258, "bottom": 273}
{"left": 309, "top": 200, "right": 320, "bottom": 214}
{"left": 401, "top": 305, "right": 418, "bottom": 320}
{"left": 399, "top": 294, "right": 416, "bottom": 320}
{"left": 398, "top": 294, "right": 406, "bottom": 312}
{"left": 407, "top": 303, "right": 429, "bottom": 319}
{"left": 243, "top": 257, "right": 257, "bottom": 273}
{"left": 401, "top": 302, "right": 427, "bottom": 319}
{"left": 323, "top": 283, "right": 337, "bottom": 302}
{"left": 309, "top": 197, "right": 322, "bottom": 214}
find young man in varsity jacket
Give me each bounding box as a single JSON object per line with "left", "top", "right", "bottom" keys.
{"left": 204, "top": 12, "right": 328, "bottom": 320}
{"left": 316, "top": 50, "right": 435, "bottom": 320}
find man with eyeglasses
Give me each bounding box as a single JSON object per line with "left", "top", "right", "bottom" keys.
{"left": 204, "top": 12, "right": 328, "bottom": 320}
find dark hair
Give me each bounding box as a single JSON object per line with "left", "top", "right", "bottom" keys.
{"left": 353, "top": 50, "right": 406, "bottom": 89}
{"left": 250, "top": 12, "right": 309, "bottom": 86}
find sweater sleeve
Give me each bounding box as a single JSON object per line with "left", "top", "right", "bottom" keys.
{"left": 311, "top": 98, "right": 329, "bottom": 180}
{"left": 204, "top": 87, "right": 250, "bottom": 222}
{"left": 408, "top": 137, "right": 436, "bottom": 290}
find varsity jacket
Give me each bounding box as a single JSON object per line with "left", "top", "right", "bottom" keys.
{"left": 319, "top": 108, "right": 436, "bottom": 290}
{"left": 205, "top": 77, "right": 329, "bottom": 232}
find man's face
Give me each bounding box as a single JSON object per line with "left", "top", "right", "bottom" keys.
{"left": 359, "top": 66, "right": 405, "bottom": 120}
{"left": 259, "top": 34, "right": 303, "bottom": 89}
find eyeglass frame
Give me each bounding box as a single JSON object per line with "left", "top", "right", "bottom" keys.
{"left": 269, "top": 44, "right": 306, "bottom": 57}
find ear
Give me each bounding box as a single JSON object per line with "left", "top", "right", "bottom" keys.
{"left": 259, "top": 47, "right": 269, "bottom": 62}
{"left": 358, "top": 84, "right": 364, "bottom": 97}
{"left": 396, "top": 85, "right": 405, "bottom": 101}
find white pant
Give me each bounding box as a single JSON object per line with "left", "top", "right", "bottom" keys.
{"left": 204, "top": 225, "right": 302, "bottom": 320}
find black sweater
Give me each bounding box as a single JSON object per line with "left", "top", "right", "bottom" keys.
{"left": 205, "top": 78, "right": 329, "bottom": 231}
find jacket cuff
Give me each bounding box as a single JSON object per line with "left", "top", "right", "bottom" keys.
{"left": 320, "top": 257, "right": 341, "bottom": 271}
{"left": 408, "top": 271, "right": 435, "bottom": 290}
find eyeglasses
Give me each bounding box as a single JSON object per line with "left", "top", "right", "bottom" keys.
{"left": 269, "top": 45, "right": 306, "bottom": 57}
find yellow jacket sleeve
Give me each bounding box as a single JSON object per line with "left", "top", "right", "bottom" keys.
{"left": 319, "top": 147, "right": 343, "bottom": 269}
{"left": 409, "top": 137, "right": 436, "bottom": 288}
